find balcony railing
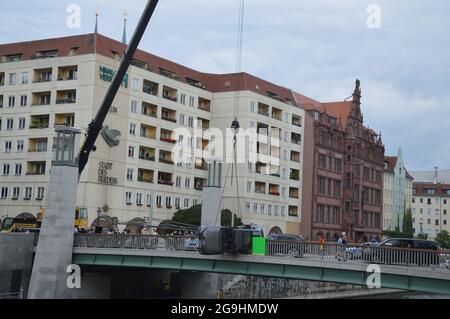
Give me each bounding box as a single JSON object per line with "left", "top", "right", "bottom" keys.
{"left": 158, "top": 180, "right": 174, "bottom": 186}
{"left": 159, "top": 158, "right": 174, "bottom": 165}
{"left": 56, "top": 98, "right": 76, "bottom": 104}
{"left": 163, "top": 94, "right": 177, "bottom": 102}
{"left": 138, "top": 176, "right": 153, "bottom": 183}
{"left": 269, "top": 191, "right": 280, "bottom": 196}
{"left": 139, "top": 154, "right": 155, "bottom": 161}
{"left": 160, "top": 137, "right": 177, "bottom": 144}
{"left": 29, "top": 123, "right": 49, "bottom": 129}
{"left": 161, "top": 116, "right": 177, "bottom": 123}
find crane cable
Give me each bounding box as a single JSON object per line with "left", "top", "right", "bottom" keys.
{"left": 214, "top": 0, "right": 245, "bottom": 227}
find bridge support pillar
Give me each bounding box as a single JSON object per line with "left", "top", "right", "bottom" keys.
{"left": 201, "top": 161, "right": 223, "bottom": 226}
{"left": 178, "top": 272, "right": 219, "bottom": 299}
{"left": 28, "top": 127, "right": 81, "bottom": 299}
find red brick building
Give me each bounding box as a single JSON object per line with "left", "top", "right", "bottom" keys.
{"left": 297, "top": 80, "right": 385, "bottom": 242}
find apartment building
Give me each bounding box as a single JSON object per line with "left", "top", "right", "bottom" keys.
{"left": 299, "top": 80, "right": 385, "bottom": 242}
{"left": 0, "top": 33, "right": 305, "bottom": 234}
{"left": 410, "top": 169, "right": 450, "bottom": 239}
{"left": 383, "top": 148, "right": 414, "bottom": 231}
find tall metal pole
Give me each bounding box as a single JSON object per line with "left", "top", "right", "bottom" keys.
{"left": 78, "top": 0, "right": 160, "bottom": 176}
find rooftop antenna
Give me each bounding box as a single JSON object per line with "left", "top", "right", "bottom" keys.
{"left": 94, "top": 6, "right": 99, "bottom": 33}
{"left": 122, "top": 10, "right": 128, "bottom": 44}
{"left": 434, "top": 166, "right": 438, "bottom": 184}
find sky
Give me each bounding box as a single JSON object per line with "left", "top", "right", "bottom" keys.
{"left": 1, "top": 0, "right": 449, "bottom": 171}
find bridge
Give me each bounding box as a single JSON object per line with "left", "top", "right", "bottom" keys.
{"left": 66, "top": 234, "right": 450, "bottom": 295}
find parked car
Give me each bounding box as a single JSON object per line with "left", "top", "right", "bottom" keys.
{"left": 267, "top": 234, "right": 304, "bottom": 258}
{"left": 345, "top": 242, "right": 378, "bottom": 260}
{"left": 363, "top": 238, "right": 441, "bottom": 266}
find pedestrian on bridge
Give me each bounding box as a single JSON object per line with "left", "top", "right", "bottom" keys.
{"left": 319, "top": 235, "right": 325, "bottom": 259}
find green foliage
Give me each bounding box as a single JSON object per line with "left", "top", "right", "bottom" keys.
{"left": 435, "top": 230, "right": 450, "bottom": 249}
{"left": 171, "top": 204, "right": 242, "bottom": 227}
{"left": 395, "top": 214, "right": 400, "bottom": 233}
{"left": 402, "top": 207, "right": 414, "bottom": 236}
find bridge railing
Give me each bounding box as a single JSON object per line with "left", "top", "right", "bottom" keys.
{"left": 266, "top": 240, "right": 450, "bottom": 269}
{"left": 68, "top": 234, "right": 450, "bottom": 269}
{"left": 72, "top": 233, "right": 197, "bottom": 251}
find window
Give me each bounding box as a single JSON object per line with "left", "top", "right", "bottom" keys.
{"left": 184, "top": 198, "right": 189, "bottom": 208}
{"left": 132, "top": 78, "right": 140, "bottom": 91}
{"left": 180, "top": 93, "right": 186, "bottom": 105}
{"left": 247, "top": 181, "right": 252, "bottom": 192}
{"left": 21, "top": 72, "right": 28, "bottom": 84}
{"left": 126, "top": 192, "right": 133, "bottom": 204}
{"left": 15, "top": 164, "right": 22, "bottom": 175}
{"left": 335, "top": 158, "right": 342, "bottom": 173}
{"left": 318, "top": 154, "right": 326, "bottom": 169}
{"left": 131, "top": 100, "right": 138, "bottom": 113}
{"left": 250, "top": 101, "right": 256, "bottom": 113}
{"left": 9, "top": 73, "right": 16, "bottom": 85}
{"left": 1, "top": 187, "right": 8, "bottom": 199}
{"left": 318, "top": 176, "right": 326, "bottom": 194}
{"left": 129, "top": 123, "right": 136, "bottom": 135}
{"left": 281, "top": 206, "right": 286, "bottom": 217}
{"left": 3, "top": 164, "right": 10, "bottom": 176}
{"left": 185, "top": 178, "right": 190, "bottom": 188}
{"left": 37, "top": 187, "right": 45, "bottom": 200}
{"left": 20, "top": 95, "right": 27, "bottom": 106}
{"left": 8, "top": 96, "right": 15, "bottom": 107}
{"left": 126, "top": 168, "right": 133, "bottom": 181}
{"left": 274, "top": 205, "right": 279, "bottom": 216}
{"left": 189, "top": 96, "right": 195, "bottom": 107}
{"left": 6, "top": 118, "right": 13, "bottom": 130}
{"left": 188, "top": 116, "right": 194, "bottom": 128}
{"left": 176, "top": 176, "right": 182, "bottom": 187}
{"left": 5, "top": 141, "right": 12, "bottom": 153}
{"left": 283, "top": 131, "right": 288, "bottom": 142}
{"left": 136, "top": 193, "right": 143, "bottom": 205}
{"left": 261, "top": 203, "right": 265, "bottom": 215}
{"left": 268, "top": 204, "right": 272, "bottom": 216}
{"left": 24, "top": 187, "right": 32, "bottom": 199}
{"left": 246, "top": 202, "right": 251, "bottom": 214}
{"left": 179, "top": 114, "right": 185, "bottom": 125}
{"left": 253, "top": 203, "right": 258, "bottom": 214}
{"left": 165, "top": 196, "right": 172, "bottom": 208}
{"left": 128, "top": 146, "right": 135, "bottom": 158}
{"left": 146, "top": 194, "right": 152, "bottom": 207}
{"left": 16, "top": 141, "right": 24, "bottom": 153}
{"left": 18, "top": 118, "right": 25, "bottom": 130}
{"left": 12, "top": 187, "right": 20, "bottom": 199}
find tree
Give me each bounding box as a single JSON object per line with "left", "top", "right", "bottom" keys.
{"left": 435, "top": 230, "right": 450, "bottom": 249}
{"left": 171, "top": 204, "right": 242, "bottom": 227}
{"left": 402, "top": 207, "right": 414, "bottom": 236}
{"left": 395, "top": 214, "right": 400, "bottom": 233}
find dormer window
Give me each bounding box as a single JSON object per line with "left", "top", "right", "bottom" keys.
{"left": 32, "top": 50, "right": 58, "bottom": 59}
{"left": 1, "top": 54, "right": 23, "bottom": 63}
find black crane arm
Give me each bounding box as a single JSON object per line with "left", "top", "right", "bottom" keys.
{"left": 78, "top": 0, "right": 160, "bottom": 176}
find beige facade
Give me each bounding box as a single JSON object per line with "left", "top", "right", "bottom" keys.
{"left": 0, "top": 34, "right": 305, "bottom": 235}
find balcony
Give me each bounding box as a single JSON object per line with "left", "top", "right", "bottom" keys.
{"left": 290, "top": 169, "right": 300, "bottom": 181}
{"left": 163, "top": 86, "right": 177, "bottom": 102}
{"left": 160, "top": 129, "right": 176, "bottom": 144}
{"left": 258, "top": 103, "right": 269, "bottom": 117}
{"left": 138, "top": 168, "right": 154, "bottom": 184}
{"left": 195, "top": 158, "right": 207, "bottom": 171}
{"left": 161, "top": 107, "right": 177, "bottom": 123}
{"left": 257, "top": 122, "right": 269, "bottom": 136}
{"left": 139, "top": 146, "right": 155, "bottom": 161}
{"left": 32, "top": 92, "right": 51, "bottom": 106}
{"left": 131, "top": 59, "right": 149, "bottom": 71}
{"left": 141, "top": 102, "right": 157, "bottom": 118}
{"left": 272, "top": 107, "right": 282, "bottom": 121}
{"left": 28, "top": 138, "right": 48, "bottom": 153}
{"left": 56, "top": 90, "right": 76, "bottom": 104}
{"left": 289, "top": 187, "right": 299, "bottom": 199}
{"left": 255, "top": 181, "right": 266, "bottom": 194}
{"left": 29, "top": 115, "right": 49, "bottom": 129}
{"left": 290, "top": 151, "right": 300, "bottom": 163}
{"left": 31, "top": 50, "right": 58, "bottom": 60}
{"left": 291, "top": 132, "right": 302, "bottom": 145}
{"left": 288, "top": 206, "right": 299, "bottom": 217}
{"left": 197, "top": 118, "right": 210, "bottom": 130}
{"left": 140, "top": 124, "right": 157, "bottom": 139}
{"left": 292, "top": 115, "right": 302, "bottom": 127}
{"left": 256, "top": 162, "right": 268, "bottom": 174}
{"left": 26, "top": 161, "right": 46, "bottom": 175}
{"left": 159, "top": 150, "right": 174, "bottom": 165}
{"left": 160, "top": 68, "right": 180, "bottom": 81}
{"left": 186, "top": 77, "right": 206, "bottom": 89}
{"left": 33, "top": 68, "right": 52, "bottom": 83}
{"left": 58, "top": 65, "right": 77, "bottom": 81}
{"left": 194, "top": 177, "right": 206, "bottom": 191}
{"left": 158, "top": 172, "right": 173, "bottom": 186}
{"left": 143, "top": 80, "right": 158, "bottom": 96}
{"left": 54, "top": 113, "right": 75, "bottom": 127}
{"left": 269, "top": 184, "right": 280, "bottom": 196}
{"left": 198, "top": 97, "right": 211, "bottom": 112}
